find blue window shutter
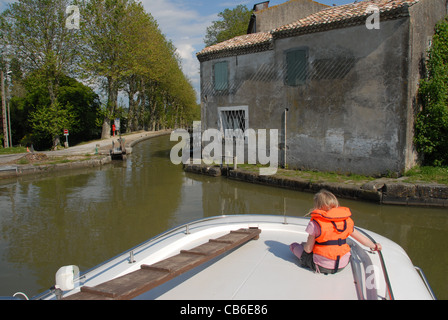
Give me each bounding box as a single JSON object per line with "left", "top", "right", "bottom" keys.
{"left": 286, "top": 50, "right": 307, "bottom": 86}
{"left": 214, "top": 61, "right": 228, "bottom": 91}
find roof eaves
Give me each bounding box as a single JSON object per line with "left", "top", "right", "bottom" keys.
{"left": 197, "top": 33, "right": 273, "bottom": 62}
{"left": 196, "top": 0, "right": 419, "bottom": 62}
{"left": 272, "top": 1, "right": 416, "bottom": 39}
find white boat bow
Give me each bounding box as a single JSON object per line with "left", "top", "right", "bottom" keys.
{"left": 30, "top": 214, "right": 435, "bottom": 300}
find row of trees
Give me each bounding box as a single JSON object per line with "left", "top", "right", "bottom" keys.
{"left": 0, "top": 0, "right": 199, "bottom": 149}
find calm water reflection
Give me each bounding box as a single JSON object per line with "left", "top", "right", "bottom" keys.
{"left": 0, "top": 135, "right": 446, "bottom": 299}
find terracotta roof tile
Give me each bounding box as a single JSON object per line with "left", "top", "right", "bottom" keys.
{"left": 197, "top": 32, "right": 272, "bottom": 61}
{"left": 273, "top": 0, "right": 420, "bottom": 38}
{"left": 197, "top": 0, "right": 420, "bottom": 60}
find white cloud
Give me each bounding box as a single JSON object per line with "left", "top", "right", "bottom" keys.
{"left": 140, "top": 0, "right": 217, "bottom": 102}
{"left": 175, "top": 42, "right": 199, "bottom": 85}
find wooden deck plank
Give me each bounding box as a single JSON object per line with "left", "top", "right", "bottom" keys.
{"left": 63, "top": 227, "right": 261, "bottom": 300}
{"left": 183, "top": 241, "right": 229, "bottom": 255}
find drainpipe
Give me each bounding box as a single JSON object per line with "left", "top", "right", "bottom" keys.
{"left": 284, "top": 108, "right": 288, "bottom": 168}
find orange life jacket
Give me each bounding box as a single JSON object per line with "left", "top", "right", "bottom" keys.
{"left": 310, "top": 207, "right": 354, "bottom": 270}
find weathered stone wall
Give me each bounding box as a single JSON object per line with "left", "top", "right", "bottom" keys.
{"left": 201, "top": 49, "right": 277, "bottom": 132}
{"left": 201, "top": 19, "right": 411, "bottom": 176}
{"left": 254, "top": 0, "right": 328, "bottom": 33}
{"left": 274, "top": 19, "right": 410, "bottom": 176}
{"left": 184, "top": 164, "right": 448, "bottom": 207}
{"left": 199, "top": 1, "right": 448, "bottom": 176}
{"left": 0, "top": 156, "right": 112, "bottom": 179}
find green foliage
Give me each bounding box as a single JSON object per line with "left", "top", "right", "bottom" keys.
{"left": 57, "top": 76, "right": 102, "bottom": 144}
{"left": 10, "top": 71, "right": 100, "bottom": 149}
{"left": 29, "top": 101, "right": 78, "bottom": 149}
{"left": 415, "top": 17, "right": 448, "bottom": 166}
{"left": 76, "top": 0, "right": 198, "bottom": 136}
{"left": 1, "top": 0, "right": 79, "bottom": 103}
{"left": 2, "top": 0, "right": 198, "bottom": 147}
{"left": 204, "top": 5, "right": 252, "bottom": 47}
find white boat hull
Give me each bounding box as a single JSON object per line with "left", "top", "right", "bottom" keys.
{"left": 34, "top": 215, "right": 435, "bottom": 300}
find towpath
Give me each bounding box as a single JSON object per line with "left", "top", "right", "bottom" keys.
{"left": 0, "top": 130, "right": 171, "bottom": 166}
{"left": 0, "top": 130, "right": 172, "bottom": 180}
{"left": 184, "top": 163, "right": 448, "bottom": 208}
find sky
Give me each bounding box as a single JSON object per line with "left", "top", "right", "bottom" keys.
{"left": 0, "top": 0, "right": 354, "bottom": 101}
{"left": 140, "top": 0, "right": 353, "bottom": 101}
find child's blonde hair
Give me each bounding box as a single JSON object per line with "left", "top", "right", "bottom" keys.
{"left": 313, "top": 189, "right": 339, "bottom": 211}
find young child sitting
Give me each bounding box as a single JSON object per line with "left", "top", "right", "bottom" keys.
{"left": 290, "top": 189, "right": 382, "bottom": 274}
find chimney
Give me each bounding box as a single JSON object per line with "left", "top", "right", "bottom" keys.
{"left": 253, "top": 1, "right": 269, "bottom": 12}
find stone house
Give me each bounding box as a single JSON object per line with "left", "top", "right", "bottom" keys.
{"left": 196, "top": 0, "right": 448, "bottom": 176}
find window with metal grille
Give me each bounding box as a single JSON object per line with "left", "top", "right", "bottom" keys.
{"left": 214, "top": 61, "right": 229, "bottom": 91}
{"left": 218, "top": 106, "right": 248, "bottom": 139}
{"left": 285, "top": 49, "right": 307, "bottom": 86}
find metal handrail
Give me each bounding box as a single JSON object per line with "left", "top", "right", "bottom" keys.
{"left": 33, "top": 214, "right": 308, "bottom": 299}
{"left": 415, "top": 266, "right": 437, "bottom": 300}
{"left": 354, "top": 227, "right": 395, "bottom": 300}
{"left": 377, "top": 249, "right": 394, "bottom": 300}
{"left": 80, "top": 216, "right": 237, "bottom": 274}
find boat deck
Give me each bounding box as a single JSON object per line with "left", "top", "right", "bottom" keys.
{"left": 139, "top": 223, "right": 360, "bottom": 300}
{"left": 36, "top": 215, "right": 434, "bottom": 300}
{"left": 63, "top": 228, "right": 262, "bottom": 300}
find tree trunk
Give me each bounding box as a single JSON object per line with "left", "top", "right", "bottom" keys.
{"left": 102, "top": 77, "right": 118, "bottom": 139}
{"left": 102, "top": 118, "right": 111, "bottom": 140}
{"left": 126, "top": 75, "right": 138, "bottom": 133}
{"left": 52, "top": 135, "right": 60, "bottom": 150}
{"left": 48, "top": 78, "right": 56, "bottom": 106}
{"left": 137, "top": 78, "right": 145, "bottom": 130}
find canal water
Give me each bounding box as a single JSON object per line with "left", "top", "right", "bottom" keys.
{"left": 0, "top": 135, "right": 447, "bottom": 299}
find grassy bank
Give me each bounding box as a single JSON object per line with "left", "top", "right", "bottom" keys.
{"left": 237, "top": 164, "right": 448, "bottom": 186}
{"left": 0, "top": 146, "right": 27, "bottom": 155}
{"left": 237, "top": 164, "right": 374, "bottom": 185}
{"left": 13, "top": 153, "right": 105, "bottom": 166}
{"left": 403, "top": 166, "right": 448, "bottom": 185}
